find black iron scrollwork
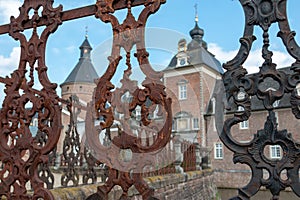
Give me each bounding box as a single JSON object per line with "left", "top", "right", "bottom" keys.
{"left": 218, "top": 0, "right": 300, "bottom": 199}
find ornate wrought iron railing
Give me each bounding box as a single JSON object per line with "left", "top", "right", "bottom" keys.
{"left": 216, "top": 0, "right": 300, "bottom": 199}
{"left": 0, "top": 0, "right": 300, "bottom": 200}
{"left": 0, "top": 0, "right": 172, "bottom": 199}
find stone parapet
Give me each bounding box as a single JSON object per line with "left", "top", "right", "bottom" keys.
{"left": 51, "top": 169, "right": 217, "bottom": 200}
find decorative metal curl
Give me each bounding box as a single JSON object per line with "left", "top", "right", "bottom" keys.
{"left": 61, "top": 95, "right": 81, "bottom": 187}
{"left": 86, "top": 0, "right": 171, "bottom": 199}
{"left": 218, "top": 0, "right": 300, "bottom": 199}
{"left": 35, "top": 129, "right": 56, "bottom": 189}
{"left": 0, "top": 0, "right": 62, "bottom": 199}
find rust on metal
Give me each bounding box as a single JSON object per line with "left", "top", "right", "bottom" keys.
{"left": 84, "top": 0, "right": 171, "bottom": 199}
{"left": 0, "top": 0, "right": 156, "bottom": 35}
{"left": 0, "top": 0, "right": 62, "bottom": 199}
{"left": 61, "top": 96, "right": 81, "bottom": 187}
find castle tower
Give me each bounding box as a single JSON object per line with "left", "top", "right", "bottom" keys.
{"left": 57, "top": 35, "right": 99, "bottom": 157}
{"left": 60, "top": 35, "right": 98, "bottom": 104}
{"left": 163, "top": 9, "right": 223, "bottom": 146}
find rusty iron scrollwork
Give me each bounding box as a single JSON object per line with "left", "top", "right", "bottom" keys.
{"left": 82, "top": 146, "right": 100, "bottom": 185}
{"left": 217, "top": 0, "right": 300, "bottom": 199}
{"left": 85, "top": 0, "right": 171, "bottom": 199}
{"left": 35, "top": 128, "right": 56, "bottom": 189}
{"left": 0, "top": 0, "right": 62, "bottom": 199}
{"left": 61, "top": 95, "right": 81, "bottom": 187}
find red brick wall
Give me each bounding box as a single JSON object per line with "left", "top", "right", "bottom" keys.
{"left": 207, "top": 108, "right": 300, "bottom": 188}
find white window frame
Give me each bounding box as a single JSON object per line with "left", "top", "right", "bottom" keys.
{"left": 214, "top": 143, "right": 223, "bottom": 159}
{"left": 192, "top": 118, "right": 199, "bottom": 130}
{"left": 238, "top": 106, "right": 249, "bottom": 129}
{"left": 240, "top": 120, "right": 249, "bottom": 129}
{"left": 178, "top": 84, "right": 187, "bottom": 100}
{"left": 172, "top": 119, "right": 176, "bottom": 131}
{"left": 275, "top": 111, "right": 279, "bottom": 127}
{"left": 135, "top": 106, "right": 141, "bottom": 120}
{"left": 270, "top": 145, "right": 281, "bottom": 159}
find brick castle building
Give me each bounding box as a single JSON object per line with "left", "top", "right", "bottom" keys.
{"left": 163, "top": 16, "right": 300, "bottom": 189}
{"left": 48, "top": 16, "right": 300, "bottom": 190}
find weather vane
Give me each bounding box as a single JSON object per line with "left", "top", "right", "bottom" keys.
{"left": 85, "top": 26, "right": 88, "bottom": 38}
{"left": 194, "top": 3, "right": 198, "bottom": 22}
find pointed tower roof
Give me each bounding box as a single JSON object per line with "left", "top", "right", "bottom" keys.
{"left": 164, "top": 9, "right": 223, "bottom": 74}
{"left": 61, "top": 36, "right": 98, "bottom": 86}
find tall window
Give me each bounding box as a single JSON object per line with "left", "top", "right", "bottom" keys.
{"left": 172, "top": 119, "right": 176, "bottom": 131}
{"left": 214, "top": 143, "right": 223, "bottom": 159}
{"left": 179, "top": 84, "right": 187, "bottom": 100}
{"left": 33, "top": 118, "right": 38, "bottom": 127}
{"left": 135, "top": 106, "right": 141, "bottom": 120}
{"left": 270, "top": 145, "right": 281, "bottom": 159}
{"left": 238, "top": 106, "right": 249, "bottom": 129}
{"left": 193, "top": 118, "right": 199, "bottom": 130}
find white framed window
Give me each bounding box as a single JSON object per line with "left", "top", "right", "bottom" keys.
{"left": 240, "top": 120, "right": 249, "bottom": 129}
{"left": 179, "top": 84, "right": 187, "bottom": 100}
{"left": 238, "top": 106, "right": 249, "bottom": 129}
{"left": 270, "top": 145, "right": 281, "bottom": 159}
{"left": 172, "top": 119, "right": 176, "bottom": 131}
{"left": 193, "top": 118, "right": 199, "bottom": 130}
{"left": 33, "top": 118, "right": 38, "bottom": 127}
{"left": 135, "top": 106, "right": 141, "bottom": 120}
{"left": 214, "top": 143, "right": 223, "bottom": 159}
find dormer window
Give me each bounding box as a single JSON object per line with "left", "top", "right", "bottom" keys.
{"left": 176, "top": 39, "right": 188, "bottom": 67}
{"left": 178, "top": 39, "right": 187, "bottom": 52}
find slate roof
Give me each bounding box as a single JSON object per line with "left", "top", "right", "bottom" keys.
{"left": 206, "top": 67, "right": 294, "bottom": 115}
{"left": 165, "top": 22, "right": 223, "bottom": 74}
{"left": 61, "top": 37, "right": 98, "bottom": 85}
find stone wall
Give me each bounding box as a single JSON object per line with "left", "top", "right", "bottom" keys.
{"left": 51, "top": 170, "right": 218, "bottom": 200}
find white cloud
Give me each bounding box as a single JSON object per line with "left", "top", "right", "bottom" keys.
{"left": 66, "top": 45, "right": 76, "bottom": 53}
{"left": 0, "top": 0, "right": 22, "bottom": 24}
{"left": 208, "top": 43, "right": 295, "bottom": 74}
{"left": 0, "top": 47, "right": 20, "bottom": 76}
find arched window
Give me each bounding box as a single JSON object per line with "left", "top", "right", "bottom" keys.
{"left": 33, "top": 118, "right": 38, "bottom": 127}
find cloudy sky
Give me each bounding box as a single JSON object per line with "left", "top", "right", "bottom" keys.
{"left": 0, "top": 0, "right": 299, "bottom": 101}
